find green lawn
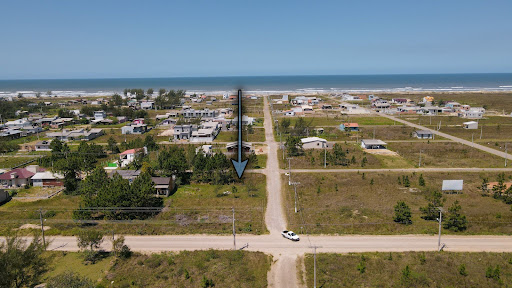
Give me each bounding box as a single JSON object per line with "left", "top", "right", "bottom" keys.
{"left": 0, "top": 156, "right": 39, "bottom": 169}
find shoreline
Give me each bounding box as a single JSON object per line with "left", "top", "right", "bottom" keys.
{"left": 2, "top": 88, "right": 512, "bottom": 99}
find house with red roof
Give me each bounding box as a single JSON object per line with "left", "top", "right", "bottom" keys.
{"left": 119, "top": 148, "right": 146, "bottom": 168}
{"left": 0, "top": 168, "right": 35, "bottom": 187}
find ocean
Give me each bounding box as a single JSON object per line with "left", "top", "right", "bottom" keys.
{"left": 0, "top": 73, "right": 511, "bottom": 97}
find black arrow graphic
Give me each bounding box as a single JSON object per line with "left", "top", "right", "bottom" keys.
{"left": 231, "top": 89, "right": 248, "bottom": 178}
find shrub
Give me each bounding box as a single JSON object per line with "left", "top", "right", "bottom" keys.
{"left": 393, "top": 201, "right": 412, "bottom": 225}
{"left": 459, "top": 264, "right": 468, "bottom": 276}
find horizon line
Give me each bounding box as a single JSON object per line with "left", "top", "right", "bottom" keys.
{"left": 1, "top": 72, "right": 512, "bottom": 81}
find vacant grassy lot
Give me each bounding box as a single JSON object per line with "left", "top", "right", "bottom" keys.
{"left": 284, "top": 172, "right": 512, "bottom": 235}
{"left": 0, "top": 174, "right": 267, "bottom": 235}
{"left": 435, "top": 125, "right": 512, "bottom": 142}
{"left": 276, "top": 115, "right": 395, "bottom": 127}
{"left": 403, "top": 115, "right": 512, "bottom": 127}
{"left": 304, "top": 252, "right": 512, "bottom": 288}
{"left": 278, "top": 143, "right": 411, "bottom": 169}
{"left": 44, "top": 250, "right": 271, "bottom": 288}
{"left": 379, "top": 92, "right": 512, "bottom": 112}
{"left": 0, "top": 156, "right": 39, "bottom": 168}
{"left": 215, "top": 128, "right": 266, "bottom": 142}
{"left": 387, "top": 142, "right": 507, "bottom": 168}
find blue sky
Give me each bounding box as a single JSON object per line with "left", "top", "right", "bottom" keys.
{"left": 1, "top": 0, "right": 511, "bottom": 79}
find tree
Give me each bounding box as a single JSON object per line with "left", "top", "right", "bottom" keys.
{"left": 0, "top": 235, "right": 48, "bottom": 288}
{"left": 158, "top": 88, "right": 166, "bottom": 96}
{"left": 77, "top": 230, "right": 104, "bottom": 262}
{"left": 158, "top": 146, "right": 189, "bottom": 180}
{"left": 418, "top": 174, "right": 425, "bottom": 186}
{"left": 443, "top": 200, "right": 468, "bottom": 231}
{"left": 144, "top": 135, "right": 158, "bottom": 151}
{"left": 393, "top": 201, "right": 412, "bottom": 225}
{"left": 147, "top": 88, "right": 154, "bottom": 95}
{"left": 47, "top": 90, "right": 52, "bottom": 96}
{"left": 112, "top": 235, "right": 131, "bottom": 258}
{"left": 285, "top": 136, "right": 303, "bottom": 156}
{"left": 46, "top": 271, "right": 94, "bottom": 288}
{"left": 107, "top": 136, "right": 120, "bottom": 153}
{"left": 112, "top": 93, "right": 123, "bottom": 106}
{"left": 280, "top": 118, "right": 291, "bottom": 133}
{"left": 420, "top": 190, "right": 444, "bottom": 220}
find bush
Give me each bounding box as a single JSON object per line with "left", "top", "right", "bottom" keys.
{"left": 393, "top": 201, "right": 412, "bottom": 225}
{"left": 47, "top": 271, "right": 94, "bottom": 288}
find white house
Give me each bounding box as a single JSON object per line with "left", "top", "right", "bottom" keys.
{"left": 119, "top": 147, "right": 146, "bottom": 167}
{"left": 94, "top": 110, "right": 106, "bottom": 120}
{"left": 301, "top": 137, "right": 328, "bottom": 149}
{"left": 361, "top": 139, "right": 387, "bottom": 149}
{"left": 140, "top": 101, "right": 155, "bottom": 110}
{"left": 463, "top": 121, "right": 478, "bottom": 129}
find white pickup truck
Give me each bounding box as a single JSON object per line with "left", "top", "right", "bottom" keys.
{"left": 281, "top": 230, "right": 300, "bottom": 241}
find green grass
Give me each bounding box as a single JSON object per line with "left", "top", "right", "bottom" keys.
{"left": 284, "top": 172, "right": 512, "bottom": 235}
{"left": 305, "top": 252, "right": 512, "bottom": 288}
{"left": 44, "top": 250, "right": 271, "bottom": 288}
{"left": 44, "top": 251, "right": 112, "bottom": 283}
{"left": 0, "top": 156, "right": 39, "bottom": 168}
{"left": 214, "top": 128, "right": 266, "bottom": 142}
{"left": 0, "top": 174, "right": 268, "bottom": 236}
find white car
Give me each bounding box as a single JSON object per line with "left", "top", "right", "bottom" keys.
{"left": 281, "top": 230, "right": 300, "bottom": 241}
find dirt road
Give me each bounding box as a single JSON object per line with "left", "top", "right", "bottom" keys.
{"left": 378, "top": 112, "right": 512, "bottom": 160}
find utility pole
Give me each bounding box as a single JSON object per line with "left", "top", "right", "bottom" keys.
{"left": 418, "top": 150, "right": 422, "bottom": 167}
{"left": 310, "top": 245, "right": 322, "bottom": 288}
{"left": 287, "top": 157, "right": 293, "bottom": 185}
{"left": 505, "top": 143, "right": 508, "bottom": 167}
{"left": 232, "top": 207, "right": 236, "bottom": 250}
{"left": 480, "top": 125, "right": 483, "bottom": 139}
{"left": 324, "top": 145, "right": 327, "bottom": 168}
{"left": 39, "top": 209, "right": 46, "bottom": 248}
{"left": 290, "top": 182, "right": 300, "bottom": 213}
{"left": 373, "top": 127, "right": 375, "bottom": 139}
{"left": 471, "top": 133, "right": 474, "bottom": 143}
{"left": 437, "top": 207, "right": 443, "bottom": 251}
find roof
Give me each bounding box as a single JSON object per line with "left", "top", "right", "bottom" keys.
{"left": 152, "top": 177, "right": 171, "bottom": 185}
{"left": 442, "top": 180, "right": 464, "bottom": 191}
{"left": 0, "top": 168, "right": 35, "bottom": 180}
{"left": 343, "top": 123, "right": 359, "bottom": 128}
{"left": 108, "top": 170, "right": 141, "bottom": 178}
{"left": 361, "top": 139, "right": 387, "bottom": 145}
{"left": 31, "top": 171, "right": 64, "bottom": 180}
{"left": 463, "top": 121, "right": 478, "bottom": 125}
{"left": 301, "top": 137, "right": 327, "bottom": 144}
{"left": 415, "top": 130, "right": 433, "bottom": 135}
{"left": 120, "top": 148, "right": 143, "bottom": 155}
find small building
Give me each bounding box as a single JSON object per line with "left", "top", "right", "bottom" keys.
{"left": 361, "top": 139, "right": 387, "bottom": 149}
{"left": 133, "top": 118, "right": 145, "bottom": 125}
{"left": 413, "top": 130, "right": 434, "bottom": 139}
{"left": 0, "top": 168, "right": 35, "bottom": 187}
{"left": 35, "top": 140, "right": 52, "bottom": 151}
{"left": 196, "top": 145, "right": 214, "bottom": 155}
{"left": 121, "top": 124, "right": 148, "bottom": 135}
{"left": 301, "top": 137, "right": 328, "bottom": 149}
{"left": 108, "top": 169, "right": 141, "bottom": 182}
{"left": 152, "top": 176, "right": 175, "bottom": 197}
{"left": 442, "top": 180, "right": 464, "bottom": 193}
{"left": 173, "top": 124, "right": 194, "bottom": 140}
{"left": 340, "top": 123, "right": 359, "bottom": 132}
{"left": 94, "top": 110, "right": 106, "bottom": 121}
{"left": 31, "top": 171, "right": 64, "bottom": 187}
{"left": 321, "top": 104, "right": 332, "bottom": 110}
{"left": 119, "top": 148, "right": 146, "bottom": 168}
{"left": 462, "top": 121, "right": 478, "bottom": 129}
{"left": 140, "top": 101, "right": 155, "bottom": 110}
{"left": 226, "top": 141, "right": 252, "bottom": 153}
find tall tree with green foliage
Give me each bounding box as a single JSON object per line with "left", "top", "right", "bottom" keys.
{"left": 0, "top": 235, "right": 48, "bottom": 288}
{"left": 443, "top": 200, "right": 468, "bottom": 231}
{"left": 285, "top": 136, "right": 303, "bottom": 156}
{"left": 158, "top": 146, "right": 189, "bottom": 181}
{"left": 420, "top": 189, "right": 444, "bottom": 220}
{"left": 393, "top": 201, "right": 412, "bottom": 225}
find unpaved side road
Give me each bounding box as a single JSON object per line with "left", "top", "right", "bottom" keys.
{"left": 378, "top": 112, "right": 512, "bottom": 160}
{"left": 262, "top": 96, "right": 299, "bottom": 288}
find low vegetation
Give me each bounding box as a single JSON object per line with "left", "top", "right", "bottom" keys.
{"left": 305, "top": 252, "right": 512, "bottom": 287}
